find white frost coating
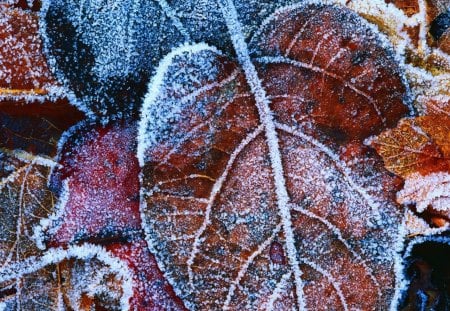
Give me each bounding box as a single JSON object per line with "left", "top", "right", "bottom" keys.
{"left": 149, "top": 69, "right": 243, "bottom": 170}
{"left": 250, "top": 0, "right": 414, "bottom": 116}
{"left": 55, "top": 120, "right": 91, "bottom": 157}
{"left": 405, "top": 235, "right": 450, "bottom": 256}
{"left": 137, "top": 42, "right": 221, "bottom": 166}
{"left": 405, "top": 64, "right": 450, "bottom": 112}
{"left": 219, "top": 0, "right": 305, "bottom": 309}
{"left": 277, "top": 123, "right": 384, "bottom": 223}
{"left": 223, "top": 223, "right": 282, "bottom": 310}
{"left": 0, "top": 164, "right": 30, "bottom": 192}
{"left": 389, "top": 212, "right": 408, "bottom": 311}
{"left": 300, "top": 259, "right": 349, "bottom": 311}
{"left": 186, "top": 125, "right": 264, "bottom": 289}
{"left": 264, "top": 271, "right": 292, "bottom": 311}
{"left": 156, "top": 0, "right": 191, "bottom": 40}
{"left": 0, "top": 84, "right": 66, "bottom": 102}
{"left": 290, "top": 203, "right": 382, "bottom": 296}
{"left": 0, "top": 244, "right": 133, "bottom": 310}
{"left": 0, "top": 148, "right": 57, "bottom": 168}
{"left": 259, "top": 55, "right": 387, "bottom": 125}
{"left": 398, "top": 172, "right": 450, "bottom": 213}
{"left": 416, "top": 0, "right": 430, "bottom": 55}
{"left": 32, "top": 180, "right": 70, "bottom": 250}
{"left": 404, "top": 209, "right": 449, "bottom": 237}
{"left": 38, "top": 0, "right": 96, "bottom": 119}
{"left": 419, "top": 94, "right": 450, "bottom": 116}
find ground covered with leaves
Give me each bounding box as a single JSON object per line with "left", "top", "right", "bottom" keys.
{"left": 0, "top": 0, "right": 449, "bottom": 310}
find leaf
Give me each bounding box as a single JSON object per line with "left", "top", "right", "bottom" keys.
{"left": 401, "top": 172, "right": 450, "bottom": 214}
{"left": 369, "top": 96, "right": 450, "bottom": 232}
{"left": 369, "top": 116, "right": 450, "bottom": 178}
{"left": 0, "top": 3, "right": 58, "bottom": 97}
{"left": 0, "top": 151, "right": 56, "bottom": 267}
{"left": 0, "top": 151, "right": 61, "bottom": 309}
{"left": 138, "top": 3, "right": 410, "bottom": 310}
{"left": 38, "top": 121, "right": 142, "bottom": 246}
{"left": 0, "top": 3, "right": 85, "bottom": 157}
{"left": 420, "top": 94, "right": 450, "bottom": 117}
{"left": 105, "top": 238, "right": 187, "bottom": 310}
{"left": 0, "top": 142, "right": 142, "bottom": 310}
{"left": 0, "top": 244, "right": 135, "bottom": 310}
{"left": 29, "top": 121, "right": 187, "bottom": 309}
{"left": 398, "top": 172, "right": 450, "bottom": 222}
{"left": 41, "top": 0, "right": 296, "bottom": 120}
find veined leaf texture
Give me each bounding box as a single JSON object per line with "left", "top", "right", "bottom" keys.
{"left": 0, "top": 0, "right": 449, "bottom": 310}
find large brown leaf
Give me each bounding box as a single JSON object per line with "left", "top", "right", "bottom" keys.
{"left": 138, "top": 4, "right": 409, "bottom": 310}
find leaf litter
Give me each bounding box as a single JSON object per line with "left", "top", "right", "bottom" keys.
{"left": 1, "top": 0, "right": 450, "bottom": 310}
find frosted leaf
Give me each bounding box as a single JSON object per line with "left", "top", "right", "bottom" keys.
{"left": 399, "top": 171, "right": 450, "bottom": 213}
{"left": 29, "top": 121, "right": 187, "bottom": 309}
{"left": 0, "top": 4, "right": 56, "bottom": 97}
{"left": 0, "top": 151, "right": 56, "bottom": 267}
{"left": 40, "top": 0, "right": 184, "bottom": 121}
{"left": 369, "top": 116, "right": 450, "bottom": 178}
{"left": 0, "top": 244, "right": 134, "bottom": 310}
{"left": 138, "top": 3, "right": 410, "bottom": 310}
{"left": 38, "top": 121, "right": 142, "bottom": 246}
{"left": 40, "top": 0, "right": 305, "bottom": 121}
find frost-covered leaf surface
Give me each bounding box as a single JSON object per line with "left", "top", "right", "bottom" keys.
{"left": 0, "top": 243, "right": 135, "bottom": 310}
{"left": 29, "top": 120, "right": 187, "bottom": 310}
{"left": 2, "top": 0, "right": 450, "bottom": 309}
{"left": 371, "top": 98, "right": 450, "bottom": 233}
{"left": 40, "top": 0, "right": 304, "bottom": 121}
{"left": 39, "top": 121, "right": 142, "bottom": 246}
{"left": 0, "top": 151, "right": 129, "bottom": 310}
{"left": 0, "top": 151, "right": 55, "bottom": 267}
{"left": 40, "top": 0, "right": 185, "bottom": 120}
{"left": 0, "top": 3, "right": 55, "bottom": 96}
{"left": 138, "top": 3, "right": 410, "bottom": 310}
{"left": 398, "top": 172, "right": 450, "bottom": 213}
{"left": 0, "top": 3, "right": 84, "bottom": 157}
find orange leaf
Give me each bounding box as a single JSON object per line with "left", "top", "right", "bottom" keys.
{"left": 369, "top": 116, "right": 450, "bottom": 178}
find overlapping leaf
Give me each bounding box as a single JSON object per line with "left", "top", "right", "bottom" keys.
{"left": 369, "top": 116, "right": 450, "bottom": 178}
{"left": 40, "top": 0, "right": 297, "bottom": 120}
{"left": 370, "top": 95, "right": 450, "bottom": 231}
{"left": 138, "top": 3, "right": 410, "bottom": 310}
{"left": 0, "top": 3, "right": 84, "bottom": 156}
{"left": 0, "top": 152, "right": 130, "bottom": 310}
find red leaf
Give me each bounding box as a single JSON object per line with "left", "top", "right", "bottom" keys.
{"left": 45, "top": 121, "right": 141, "bottom": 246}
{"left": 106, "top": 239, "right": 187, "bottom": 310}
